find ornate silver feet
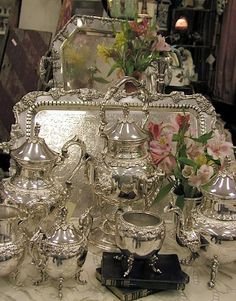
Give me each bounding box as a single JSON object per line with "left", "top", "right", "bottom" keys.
{"left": 149, "top": 254, "right": 162, "bottom": 273}
{"left": 75, "top": 270, "right": 87, "bottom": 285}
{"left": 180, "top": 252, "right": 199, "bottom": 265}
{"left": 208, "top": 255, "right": 219, "bottom": 289}
{"left": 123, "top": 254, "right": 134, "bottom": 277}
{"left": 33, "top": 270, "right": 48, "bottom": 286}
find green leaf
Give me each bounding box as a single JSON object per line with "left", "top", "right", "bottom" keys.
{"left": 107, "top": 63, "right": 120, "bottom": 77}
{"left": 172, "top": 134, "right": 180, "bottom": 142}
{"left": 175, "top": 195, "right": 185, "bottom": 210}
{"left": 178, "top": 157, "right": 197, "bottom": 168}
{"left": 191, "top": 131, "right": 213, "bottom": 144}
{"left": 93, "top": 76, "right": 110, "bottom": 84}
{"left": 154, "top": 182, "right": 174, "bottom": 203}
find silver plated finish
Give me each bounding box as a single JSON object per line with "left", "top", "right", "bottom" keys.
{"left": 30, "top": 203, "right": 92, "bottom": 299}
{"left": 87, "top": 97, "right": 164, "bottom": 251}
{"left": 0, "top": 205, "right": 27, "bottom": 281}
{"left": 165, "top": 193, "right": 202, "bottom": 265}
{"left": 48, "top": 15, "right": 125, "bottom": 90}
{"left": 115, "top": 210, "right": 166, "bottom": 276}
{"left": 0, "top": 124, "right": 87, "bottom": 236}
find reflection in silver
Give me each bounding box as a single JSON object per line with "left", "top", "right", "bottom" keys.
{"left": 29, "top": 200, "right": 93, "bottom": 299}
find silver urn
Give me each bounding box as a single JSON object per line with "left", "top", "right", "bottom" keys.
{"left": 193, "top": 159, "right": 236, "bottom": 287}
{"left": 0, "top": 123, "right": 86, "bottom": 235}
{"left": 0, "top": 204, "right": 27, "bottom": 282}
{"left": 87, "top": 105, "right": 163, "bottom": 251}
{"left": 29, "top": 205, "right": 93, "bottom": 298}
{"left": 115, "top": 210, "right": 166, "bottom": 277}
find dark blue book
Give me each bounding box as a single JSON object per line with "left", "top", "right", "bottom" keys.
{"left": 101, "top": 252, "right": 189, "bottom": 290}
{"left": 96, "top": 268, "right": 159, "bottom": 301}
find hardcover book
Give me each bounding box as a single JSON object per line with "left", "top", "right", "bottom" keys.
{"left": 96, "top": 268, "right": 159, "bottom": 301}
{"left": 101, "top": 252, "right": 189, "bottom": 290}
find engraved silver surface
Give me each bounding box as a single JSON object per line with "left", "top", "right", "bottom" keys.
{"left": 48, "top": 15, "right": 125, "bottom": 90}
{"left": 2, "top": 86, "right": 217, "bottom": 237}
{"left": 0, "top": 124, "right": 87, "bottom": 236}
{"left": 0, "top": 205, "right": 26, "bottom": 280}
{"left": 29, "top": 205, "right": 92, "bottom": 299}
{"left": 115, "top": 210, "right": 165, "bottom": 276}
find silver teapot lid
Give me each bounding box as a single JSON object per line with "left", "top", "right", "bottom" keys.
{"left": 47, "top": 207, "right": 83, "bottom": 246}
{"left": 203, "top": 157, "right": 236, "bottom": 200}
{"left": 11, "top": 123, "right": 59, "bottom": 164}
{"left": 104, "top": 106, "right": 148, "bottom": 142}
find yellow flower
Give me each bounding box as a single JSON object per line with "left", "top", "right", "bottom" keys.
{"left": 195, "top": 154, "right": 207, "bottom": 166}
{"left": 114, "top": 32, "right": 127, "bottom": 49}
{"left": 97, "top": 44, "right": 112, "bottom": 61}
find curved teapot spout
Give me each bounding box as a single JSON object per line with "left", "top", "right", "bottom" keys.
{"left": 78, "top": 209, "right": 93, "bottom": 239}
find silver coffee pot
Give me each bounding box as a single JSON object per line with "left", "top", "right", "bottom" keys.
{"left": 193, "top": 159, "right": 236, "bottom": 287}
{"left": 0, "top": 123, "right": 86, "bottom": 235}
{"left": 0, "top": 204, "right": 27, "bottom": 282}
{"left": 29, "top": 199, "right": 93, "bottom": 299}
{"left": 87, "top": 104, "right": 163, "bottom": 251}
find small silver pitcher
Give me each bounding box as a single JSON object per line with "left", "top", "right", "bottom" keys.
{"left": 29, "top": 202, "right": 93, "bottom": 299}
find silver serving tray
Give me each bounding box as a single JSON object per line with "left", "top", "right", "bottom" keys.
{"left": 1, "top": 88, "right": 217, "bottom": 215}
{"left": 48, "top": 15, "right": 126, "bottom": 91}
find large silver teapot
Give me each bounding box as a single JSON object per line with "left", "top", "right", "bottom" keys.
{"left": 193, "top": 160, "right": 236, "bottom": 287}
{"left": 115, "top": 209, "right": 166, "bottom": 277}
{"left": 29, "top": 203, "right": 93, "bottom": 299}
{"left": 0, "top": 123, "right": 86, "bottom": 235}
{"left": 93, "top": 105, "right": 162, "bottom": 206}
{"left": 0, "top": 204, "right": 27, "bottom": 282}
{"left": 87, "top": 104, "right": 163, "bottom": 251}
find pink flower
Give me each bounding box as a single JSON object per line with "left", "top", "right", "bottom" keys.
{"left": 152, "top": 35, "right": 171, "bottom": 52}
{"left": 207, "top": 131, "right": 233, "bottom": 161}
{"left": 158, "top": 155, "right": 177, "bottom": 175}
{"left": 186, "top": 139, "right": 204, "bottom": 160}
{"left": 189, "top": 164, "right": 214, "bottom": 187}
{"left": 176, "top": 113, "right": 190, "bottom": 129}
{"left": 148, "top": 122, "right": 162, "bottom": 140}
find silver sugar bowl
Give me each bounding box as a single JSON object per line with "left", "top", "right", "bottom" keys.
{"left": 0, "top": 204, "right": 27, "bottom": 282}
{"left": 87, "top": 105, "right": 163, "bottom": 252}
{"left": 193, "top": 159, "right": 236, "bottom": 288}
{"left": 29, "top": 205, "right": 93, "bottom": 298}
{"left": 0, "top": 123, "right": 86, "bottom": 236}
{"left": 115, "top": 210, "right": 166, "bottom": 277}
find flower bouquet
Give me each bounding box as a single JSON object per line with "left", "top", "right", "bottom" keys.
{"left": 148, "top": 113, "right": 234, "bottom": 208}
{"left": 97, "top": 18, "right": 171, "bottom": 79}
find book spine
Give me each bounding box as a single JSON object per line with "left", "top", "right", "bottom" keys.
{"left": 102, "top": 278, "right": 185, "bottom": 291}
{"left": 124, "top": 289, "right": 156, "bottom": 301}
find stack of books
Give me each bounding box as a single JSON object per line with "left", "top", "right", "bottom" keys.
{"left": 96, "top": 252, "right": 189, "bottom": 301}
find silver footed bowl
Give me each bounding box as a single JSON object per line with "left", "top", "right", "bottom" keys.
{"left": 0, "top": 205, "right": 26, "bottom": 278}
{"left": 115, "top": 210, "right": 166, "bottom": 277}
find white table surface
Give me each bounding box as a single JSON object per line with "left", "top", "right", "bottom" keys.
{"left": 1, "top": 229, "right": 236, "bottom": 301}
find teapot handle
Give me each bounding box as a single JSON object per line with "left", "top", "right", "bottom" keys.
{"left": 29, "top": 228, "right": 46, "bottom": 270}
{"left": 103, "top": 76, "right": 150, "bottom": 103}
{"left": 59, "top": 136, "right": 87, "bottom": 184}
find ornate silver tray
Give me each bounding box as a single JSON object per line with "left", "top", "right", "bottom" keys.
{"left": 1, "top": 88, "right": 217, "bottom": 215}
{"left": 46, "top": 15, "right": 126, "bottom": 91}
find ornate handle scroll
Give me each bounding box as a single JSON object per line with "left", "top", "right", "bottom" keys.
{"left": 103, "top": 76, "right": 150, "bottom": 103}
{"left": 59, "top": 136, "right": 87, "bottom": 184}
